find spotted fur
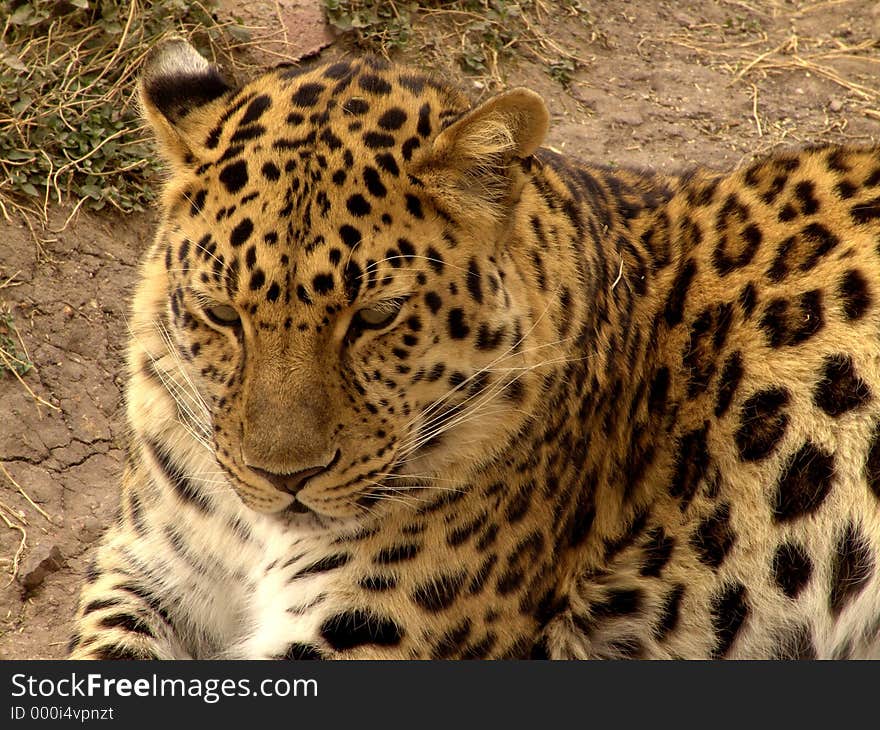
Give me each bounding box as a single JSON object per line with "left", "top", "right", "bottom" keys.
{"left": 70, "top": 40, "right": 880, "bottom": 660}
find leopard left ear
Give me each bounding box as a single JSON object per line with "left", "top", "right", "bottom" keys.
{"left": 412, "top": 88, "right": 549, "bottom": 223}
{"left": 139, "top": 39, "right": 233, "bottom": 168}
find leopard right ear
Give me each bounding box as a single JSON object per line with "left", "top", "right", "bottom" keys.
{"left": 139, "top": 39, "right": 233, "bottom": 168}
{"left": 410, "top": 87, "right": 549, "bottom": 227}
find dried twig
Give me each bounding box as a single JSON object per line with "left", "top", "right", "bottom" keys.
{"left": 0, "top": 463, "right": 53, "bottom": 524}
{"left": 0, "top": 505, "right": 27, "bottom": 586}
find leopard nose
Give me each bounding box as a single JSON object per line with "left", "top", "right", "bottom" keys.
{"left": 251, "top": 450, "right": 340, "bottom": 495}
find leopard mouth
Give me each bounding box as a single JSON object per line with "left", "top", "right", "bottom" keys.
{"left": 283, "top": 499, "right": 312, "bottom": 515}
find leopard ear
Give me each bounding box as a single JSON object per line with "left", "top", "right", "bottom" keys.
{"left": 413, "top": 88, "right": 549, "bottom": 224}
{"left": 139, "top": 39, "right": 232, "bottom": 168}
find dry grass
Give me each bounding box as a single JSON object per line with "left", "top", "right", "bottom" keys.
{"left": 0, "top": 0, "right": 242, "bottom": 226}
{"left": 666, "top": 32, "right": 880, "bottom": 102}
{"left": 325, "top": 0, "right": 596, "bottom": 95}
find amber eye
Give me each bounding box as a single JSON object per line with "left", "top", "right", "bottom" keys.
{"left": 357, "top": 304, "right": 400, "bottom": 328}
{"left": 205, "top": 304, "right": 240, "bottom": 327}
{"left": 347, "top": 299, "right": 405, "bottom": 341}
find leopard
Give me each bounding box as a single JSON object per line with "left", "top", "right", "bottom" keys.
{"left": 68, "top": 38, "right": 880, "bottom": 660}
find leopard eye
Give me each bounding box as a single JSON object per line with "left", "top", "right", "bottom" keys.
{"left": 205, "top": 304, "right": 240, "bottom": 327}
{"left": 348, "top": 299, "right": 405, "bottom": 340}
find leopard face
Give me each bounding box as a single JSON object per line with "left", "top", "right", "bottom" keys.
{"left": 139, "top": 42, "right": 551, "bottom": 518}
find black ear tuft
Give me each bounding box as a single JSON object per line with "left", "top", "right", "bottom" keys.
{"left": 140, "top": 39, "right": 234, "bottom": 165}
{"left": 141, "top": 39, "right": 231, "bottom": 123}
{"left": 143, "top": 67, "right": 230, "bottom": 124}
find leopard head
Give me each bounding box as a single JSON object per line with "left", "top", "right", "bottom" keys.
{"left": 137, "top": 39, "right": 551, "bottom": 519}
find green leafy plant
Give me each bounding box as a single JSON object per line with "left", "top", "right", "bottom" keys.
{"left": 325, "top": 0, "right": 413, "bottom": 49}
{"left": 0, "top": 0, "right": 237, "bottom": 219}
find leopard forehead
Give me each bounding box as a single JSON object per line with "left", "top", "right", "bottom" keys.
{"left": 163, "top": 57, "right": 473, "bottom": 312}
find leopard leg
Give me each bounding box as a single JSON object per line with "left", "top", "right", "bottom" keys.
{"left": 68, "top": 529, "right": 192, "bottom": 660}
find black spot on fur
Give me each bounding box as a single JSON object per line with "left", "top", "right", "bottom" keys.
{"left": 374, "top": 543, "right": 420, "bottom": 564}
{"left": 793, "top": 180, "right": 820, "bottom": 215}
{"left": 145, "top": 67, "right": 231, "bottom": 129}
{"left": 189, "top": 189, "right": 206, "bottom": 217}
{"left": 343, "top": 260, "right": 363, "bottom": 302}
{"left": 290, "top": 553, "right": 350, "bottom": 581}
{"left": 417, "top": 102, "right": 432, "bottom": 137}
{"left": 282, "top": 642, "right": 323, "bottom": 660}
{"left": 291, "top": 82, "right": 325, "bottom": 107}
{"left": 405, "top": 194, "right": 424, "bottom": 219}
{"left": 377, "top": 107, "right": 407, "bottom": 130}
{"left": 346, "top": 194, "right": 371, "bottom": 217}
{"left": 640, "top": 528, "right": 676, "bottom": 577}
{"left": 773, "top": 542, "right": 813, "bottom": 599}
{"left": 412, "top": 572, "right": 466, "bottom": 612}
{"left": 448, "top": 308, "right": 469, "bottom": 339}
{"left": 670, "top": 424, "right": 709, "bottom": 510}
{"left": 738, "top": 282, "right": 757, "bottom": 318}
{"left": 839, "top": 269, "right": 871, "bottom": 320}
{"left": 713, "top": 195, "right": 760, "bottom": 275}
{"left": 735, "top": 387, "right": 790, "bottom": 461}
{"left": 98, "top": 613, "right": 155, "bottom": 638}
{"left": 851, "top": 195, "right": 880, "bottom": 224}
{"left": 865, "top": 422, "right": 880, "bottom": 502}
{"left": 836, "top": 180, "right": 857, "bottom": 199}
{"left": 648, "top": 366, "right": 670, "bottom": 414}
{"left": 691, "top": 503, "right": 735, "bottom": 568}
{"left": 813, "top": 354, "right": 872, "bottom": 417}
{"left": 320, "top": 609, "right": 403, "bottom": 650}
{"left": 402, "top": 136, "right": 421, "bottom": 161}
{"left": 323, "top": 61, "right": 352, "bottom": 80}
{"left": 261, "top": 162, "right": 280, "bottom": 181}
{"left": 359, "top": 574, "right": 398, "bottom": 592}
{"left": 593, "top": 589, "right": 642, "bottom": 619}
{"left": 375, "top": 152, "right": 399, "bottom": 176}
{"left": 759, "top": 290, "right": 824, "bottom": 348}
{"left": 364, "top": 131, "right": 395, "bottom": 149}
{"left": 466, "top": 258, "right": 483, "bottom": 303}
{"left": 363, "top": 167, "right": 387, "bottom": 198}
{"left": 467, "top": 554, "right": 498, "bottom": 595}
{"left": 476, "top": 323, "right": 506, "bottom": 351}
{"left": 663, "top": 258, "right": 697, "bottom": 327}
{"left": 433, "top": 620, "right": 473, "bottom": 659}
{"left": 219, "top": 160, "right": 248, "bottom": 194}
{"left": 249, "top": 269, "right": 265, "bottom": 291}
{"left": 343, "top": 98, "right": 369, "bottom": 115}
{"left": 425, "top": 291, "right": 442, "bottom": 314}
{"left": 711, "top": 582, "right": 749, "bottom": 658}
{"left": 240, "top": 94, "right": 271, "bottom": 125}
{"left": 359, "top": 74, "right": 392, "bottom": 95}
{"left": 773, "top": 442, "right": 834, "bottom": 523}
{"left": 230, "top": 217, "right": 253, "bottom": 247}
{"left": 715, "top": 351, "right": 744, "bottom": 417}
{"left": 829, "top": 522, "right": 874, "bottom": 616}
{"left": 496, "top": 532, "right": 544, "bottom": 596}
{"left": 145, "top": 439, "right": 212, "bottom": 513}
{"left": 91, "top": 644, "right": 156, "bottom": 660}
{"left": 339, "top": 224, "right": 361, "bottom": 248}
{"left": 653, "top": 584, "right": 685, "bottom": 641}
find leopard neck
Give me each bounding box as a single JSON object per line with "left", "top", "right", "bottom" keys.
{"left": 499, "top": 150, "right": 690, "bottom": 581}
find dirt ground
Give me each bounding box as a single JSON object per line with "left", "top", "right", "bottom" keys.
{"left": 2, "top": 0, "right": 880, "bottom": 659}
